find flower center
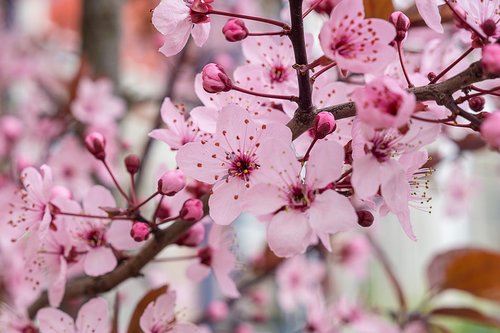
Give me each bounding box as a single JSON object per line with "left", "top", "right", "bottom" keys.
{"left": 367, "top": 132, "right": 398, "bottom": 163}
{"left": 481, "top": 19, "right": 497, "bottom": 37}
{"left": 270, "top": 65, "right": 288, "bottom": 84}
{"left": 198, "top": 246, "right": 213, "bottom": 266}
{"left": 288, "top": 184, "right": 315, "bottom": 211}
{"left": 228, "top": 153, "right": 259, "bottom": 181}
{"left": 84, "top": 228, "right": 106, "bottom": 248}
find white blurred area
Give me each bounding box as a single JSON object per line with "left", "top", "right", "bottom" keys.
{"left": 9, "top": 0, "right": 500, "bottom": 328}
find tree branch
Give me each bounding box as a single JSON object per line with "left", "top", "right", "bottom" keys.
{"left": 287, "top": 61, "right": 498, "bottom": 140}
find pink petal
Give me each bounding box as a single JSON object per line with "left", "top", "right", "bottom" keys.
{"left": 308, "top": 191, "right": 358, "bottom": 251}
{"left": 151, "top": 0, "right": 190, "bottom": 35}
{"left": 416, "top": 0, "right": 444, "bottom": 33}
{"left": 306, "top": 140, "right": 345, "bottom": 188}
{"left": 149, "top": 129, "right": 183, "bottom": 150}
{"left": 351, "top": 155, "right": 381, "bottom": 199}
{"left": 186, "top": 262, "right": 211, "bottom": 282}
{"left": 158, "top": 20, "right": 192, "bottom": 57}
{"left": 106, "top": 220, "right": 141, "bottom": 251}
{"left": 84, "top": 247, "right": 117, "bottom": 276}
{"left": 212, "top": 248, "right": 240, "bottom": 298}
{"left": 267, "top": 211, "right": 312, "bottom": 257}
{"left": 83, "top": 185, "right": 116, "bottom": 216}
{"left": 176, "top": 141, "right": 228, "bottom": 184}
{"left": 37, "top": 308, "right": 75, "bottom": 333}
{"left": 208, "top": 225, "right": 234, "bottom": 249}
{"left": 76, "top": 297, "right": 110, "bottom": 333}
{"left": 191, "top": 22, "right": 211, "bottom": 47}
{"left": 191, "top": 106, "right": 219, "bottom": 133}
{"left": 243, "top": 183, "right": 287, "bottom": 216}
{"left": 172, "top": 323, "right": 199, "bottom": 333}
{"left": 208, "top": 179, "right": 245, "bottom": 225}
{"left": 159, "top": 97, "right": 185, "bottom": 128}
{"left": 48, "top": 257, "right": 67, "bottom": 308}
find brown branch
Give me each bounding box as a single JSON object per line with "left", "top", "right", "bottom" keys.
{"left": 287, "top": 61, "right": 498, "bottom": 140}
{"left": 28, "top": 219, "right": 197, "bottom": 318}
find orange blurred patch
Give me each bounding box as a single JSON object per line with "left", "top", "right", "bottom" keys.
{"left": 50, "top": 0, "right": 82, "bottom": 32}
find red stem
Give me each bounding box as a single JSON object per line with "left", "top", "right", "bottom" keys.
{"left": 231, "top": 85, "right": 299, "bottom": 102}
{"left": 301, "top": 138, "right": 318, "bottom": 164}
{"left": 247, "top": 30, "right": 288, "bottom": 37}
{"left": 129, "top": 191, "right": 160, "bottom": 212}
{"left": 429, "top": 47, "right": 474, "bottom": 84}
{"left": 397, "top": 42, "right": 414, "bottom": 88}
{"left": 208, "top": 9, "right": 290, "bottom": 30}
{"left": 55, "top": 211, "right": 134, "bottom": 220}
{"left": 310, "top": 62, "right": 337, "bottom": 83}
{"left": 102, "top": 160, "right": 130, "bottom": 203}
{"left": 302, "top": 0, "right": 325, "bottom": 18}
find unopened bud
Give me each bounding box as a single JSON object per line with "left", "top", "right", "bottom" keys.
{"left": 312, "top": 112, "right": 336, "bottom": 139}
{"left": 389, "top": 11, "right": 410, "bottom": 42}
{"left": 84, "top": 132, "right": 106, "bottom": 160}
{"left": 180, "top": 198, "right": 204, "bottom": 221}
{"left": 206, "top": 300, "right": 229, "bottom": 322}
{"left": 157, "top": 170, "right": 186, "bottom": 196}
{"left": 130, "top": 222, "right": 151, "bottom": 242}
{"left": 201, "top": 63, "right": 232, "bottom": 93}
{"left": 175, "top": 223, "right": 205, "bottom": 247}
{"left": 468, "top": 96, "right": 486, "bottom": 112}
{"left": 124, "top": 154, "right": 141, "bottom": 174}
{"left": 427, "top": 72, "right": 437, "bottom": 81}
{"left": 357, "top": 210, "right": 374, "bottom": 227}
{"left": 222, "top": 18, "right": 248, "bottom": 42}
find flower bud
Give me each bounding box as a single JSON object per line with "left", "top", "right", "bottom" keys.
{"left": 175, "top": 223, "right": 205, "bottom": 247}
{"left": 124, "top": 154, "right": 141, "bottom": 174}
{"left": 222, "top": 19, "right": 248, "bottom": 42}
{"left": 180, "top": 198, "right": 204, "bottom": 221}
{"left": 201, "top": 63, "right": 232, "bottom": 93}
{"left": 206, "top": 300, "right": 229, "bottom": 322}
{"left": 480, "top": 111, "right": 500, "bottom": 148}
{"left": 130, "top": 222, "right": 151, "bottom": 242}
{"left": 482, "top": 44, "right": 500, "bottom": 74}
{"left": 389, "top": 11, "right": 410, "bottom": 42}
{"left": 312, "top": 112, "right": 336, "bottom": 139}
{"left": 0, "top": 116, "right": 23, "bottom": 141}
{"left": 468, "top": 96, "right": 486, "bottom": 112}
{"left": 357, "top": 210, "right": 374, "bottom": 227}
{"left": 157, "top": 170, "right": 186, "bottom": 196}
{"left": 84, "top": 132, "right": 106, "bottom": 160}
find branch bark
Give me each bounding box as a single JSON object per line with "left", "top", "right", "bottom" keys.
{"left": 287, "top": 61, "right": 498, "bottom": 139}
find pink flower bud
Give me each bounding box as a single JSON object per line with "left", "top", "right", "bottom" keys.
{"left": 206, "top": 300, "right": 229, "bottom": 321}
{"left": 222, "top": 19, "right": 248, "bottom": 42}
{"left": 468, "top": 96, "right": 486, "bottom": 112}
{"left": 201, "top": 63, "right": 232, "bottom": 93}
{"left": 0, "top": 116, "right": 23, "bottom": 141}
{"left": 312, "top": 112, "right": 336, "bottom": 139}
{"left": 180, "top": 198, "right": 204, "bottom": 221}
{"left": 482, "top": 44, "right": 500, "bottom": 74}
{"left": 84, "top": 132, "right": 106, "bottom": 160}
{"left": 480, "top": 111, "right": 500, "bottom": 148}
{"left": 157, "top": 170, "right": 186, "bottom": 196}
{"left": 389, "top": 11, "right": 410, "bottom": 42}
{"left": 124, "top": 154, "right": 141, "bottom": 174}
{"left": 130, "top": 222, "right": 151, "bottom": 242}
{"left": 175, "top": 223, "right": 205, "bottom": 247}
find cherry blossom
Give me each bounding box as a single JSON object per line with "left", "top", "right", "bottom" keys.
{"left": 319, "top": 0, "right": 396, "bottom": 74}
{"left": 177, "top": 105, "right": 291, "bottom": 225}
{"left": 415, "top": 0, "right": 445, "bottom": 33}
{"left": 244, "top": 139, "right": 358, "bottom": 257}
{"left": 186, "top": 225, "right": 240, "bottom": 298}
{"left": 140, "top": 290, "right": 198, "bottom": 333}
{"left": 152, "top": 0, "right": 211, "bottom": 57}
{"left": 37, "top": 297, "right": 109, "bottom": 333}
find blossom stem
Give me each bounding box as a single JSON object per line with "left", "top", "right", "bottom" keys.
{"left": 397, "top": 42, "right": 414, "bottom": 88}
{"left": 231, "top": 85, "right": 299, "bottom": 103}
{"left": 152, "top": 255, "right": 198, "bottom": 263}
{"left": 336, "top": 168, "right": 353, "bottom": 183}
{"left": 310, "top": 61, "right": 337, "bottom": 83}
{"left": 129, "top": 191, "right": 160, "bottom": 212}
{"left": 366, "top": 233, "right": 407, "bottom": 314}
{"left": 247, "top": 30, "right": 289, "bottom": 37}
{"left": 102, "top": 160, "right": 131, "bottom": 203}
{"left": 157, "top": 215, "right": 181, "bottom": 226}
{"left": 152, "top": 195, "right": 165, "bottom": 221}
{"left": 301, "top": 138, "right": 318, "bottom": 164}
{"left": 302, "top": 0, "right": 325, "bottom": 18}
{"left": 429, "top": 47, "right": 474, "bottom": 84}
{"left": 411, "top": 114, "right": 455, "bottom": 123}
{"left": 208, "top": 9, "right": 290, "bottom": 30}
{"left": 54, "top": 211, "right": 134, "bottom": 220}
{"left": 129, "top": 174, "right": 137, "bottom": 204}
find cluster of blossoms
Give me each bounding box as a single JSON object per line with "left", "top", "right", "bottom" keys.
{"left": 0, "top": 0, "right": 498, "bottom": 332}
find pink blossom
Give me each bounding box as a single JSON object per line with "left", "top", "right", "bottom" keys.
{"left": 152, "top": 0, "right": 211, "bottom": 57}
{"left": 480, "top": 111, "right": 500, "bottom": 147}
{"left": 180, "top": 198, "right": 205, "bottom": 221}
{"left": 130, "top": 222, "right": 151, "bottom": 242}
{"left": 158, "top": 170, "right": 187, "bottom": 196}
{"left": 276, "top": 255, "right": 325, "bottom": 311}
{"left": 223, "top": 19, "right": 248, "bottom": 42}
{"left": 312, "top": 112, "right": 337, "bottom": 139}
{"left": 71, "top": 77, "right": 125, "bottom": 125}
{"left": 84, "top": 132, "right": 107, "bottom": 160}
{"left": 353, "top": 77, "right": 416, "bottom": 130}
{"left": 455, "top": 0, "right": 500, "bottom": 41}
{"left": 319, "top": 0, "right": 396, "bottom": 74}
{"left": 482, "top": 43, "right": 500, "bottom": 74}
{"left": 334, "top": 234, "right": 371, "bottom": 279}
{"left": 186, "top": 225, "right": 240, "bottom": 298}
{"left": 415, "top": 0, "right": 445, "bottom": 33}
{"left": 139, "top": 290, "right": 198, "bottom": 333}
{"left": 304, "top": 295, "right": 336, "bottom": 333}
{"left": 9, "top": 165, "right": 55, "bottom": 240}
{"left": 37, "top": 297, "right": 109, "bottom": 333}
{"left": 177, "top": 105, "right": 291, "bottom": 225}
{"left": 244, "top": 140, "right": 358, "bottom": 257}
{"left": 149, "top": 98, "right": 205, "bottom": 150}
{"left": 202, "top": 63, "right": 232, "bottom": 93}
